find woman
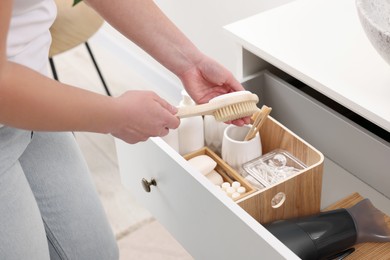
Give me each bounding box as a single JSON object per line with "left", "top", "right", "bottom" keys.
{"left": 0, "top": 0, "right": 248, "bottom": 259}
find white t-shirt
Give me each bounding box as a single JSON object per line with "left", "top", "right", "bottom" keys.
{"left": 7, "top": 0, "right": 57, "bottom": 75}
{"left": 2, "top": 0, "right": 57, "bottom": 128}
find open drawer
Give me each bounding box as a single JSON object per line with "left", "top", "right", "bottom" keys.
{"left": 115, "top": 70, "right": 390, "bottom": 259}
{"left": 115, "top": 133, "right": 300, "bottom": 259}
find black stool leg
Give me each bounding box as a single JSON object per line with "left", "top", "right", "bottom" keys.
{"left": 84, "top": 42, "right": 112, "bottom": 96}
{"left": 49, "top": 57, "right": 59, "bottom": 81}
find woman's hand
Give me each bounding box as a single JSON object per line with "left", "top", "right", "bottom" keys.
{"left": 179, "top": 55, "right": 251, "bottom": 126}
{"left": 110, "top": 90, "right": 180, "bottom": 144}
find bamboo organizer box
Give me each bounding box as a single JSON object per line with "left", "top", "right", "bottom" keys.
{"left": 183, "top": 147, "right": 257, "bottom": 202}
{"left": 185, "top": 115, "right": 324, "bottom": 224}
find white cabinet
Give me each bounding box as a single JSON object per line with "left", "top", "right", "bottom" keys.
{"left": 116, "top": 0, "right": 390, "bottom": 258}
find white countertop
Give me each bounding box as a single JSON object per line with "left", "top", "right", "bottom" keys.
{"left": 225, "top": 0, "right": 390, "bottom": 132}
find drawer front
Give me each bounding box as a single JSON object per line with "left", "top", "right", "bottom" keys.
{"left": 115, "top": 137, "right": 297, "bottom": 259}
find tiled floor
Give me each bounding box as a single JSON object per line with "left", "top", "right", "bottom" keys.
{"left": 53, "top": 26, "right": 192, "bottom": 259}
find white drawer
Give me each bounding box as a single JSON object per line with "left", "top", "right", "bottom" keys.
{"left": 115, "top": 70, "right": 390, "bottom": 259}
{"left": 115, "top": 137, "right": 296, "bottom": 259}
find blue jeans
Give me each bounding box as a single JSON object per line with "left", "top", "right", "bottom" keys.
{"left": 0, "top": 127, "right": 119, "bottom": 260}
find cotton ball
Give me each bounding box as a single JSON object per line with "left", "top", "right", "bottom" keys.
{"left": 231, "top": 192, "right": 241, "bottom": 199}
{"left": 225, "top": 187, "right": 235, "bottom": 197}
{"left": 232, "top": 181, "right": 241, "bottom": 189}
{"left": 221, "top": 182, "right": 231, "bottom": 191}
{"left": 237, "top": 186, "right": 246, "bottom": 194}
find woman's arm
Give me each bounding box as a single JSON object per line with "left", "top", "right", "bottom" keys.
{"left": 85, "top": 0, "right": 248, "bottom": 107}
{"left": 0, "top": 0, "right": 179, "bottom": 143}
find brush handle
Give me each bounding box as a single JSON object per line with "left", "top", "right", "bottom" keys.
{"left": 175, "top": 102, "right": 221, "bottom": 118}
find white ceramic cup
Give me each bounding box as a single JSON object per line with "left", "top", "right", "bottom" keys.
{"left": 222, "top": 125, "right": 262, "bottom": 173}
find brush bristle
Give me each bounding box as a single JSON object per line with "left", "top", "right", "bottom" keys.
{"left": 213, "top": 101, "right": 259, "bottom": 122}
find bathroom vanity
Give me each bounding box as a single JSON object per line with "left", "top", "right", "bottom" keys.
{"left": 115, "top": 0, "right": 390, "bottom": 258}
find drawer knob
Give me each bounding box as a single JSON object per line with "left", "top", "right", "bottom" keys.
{"left": 142, "top": 178, "right": 157, "bottom": 193}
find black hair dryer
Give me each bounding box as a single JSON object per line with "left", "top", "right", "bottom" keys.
{"left": 265, "top": 199, "right": 390, "bottom": 260}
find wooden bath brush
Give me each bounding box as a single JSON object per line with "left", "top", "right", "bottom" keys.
{"left": 176, "top": 91, "right": 259, "bottom": 122}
